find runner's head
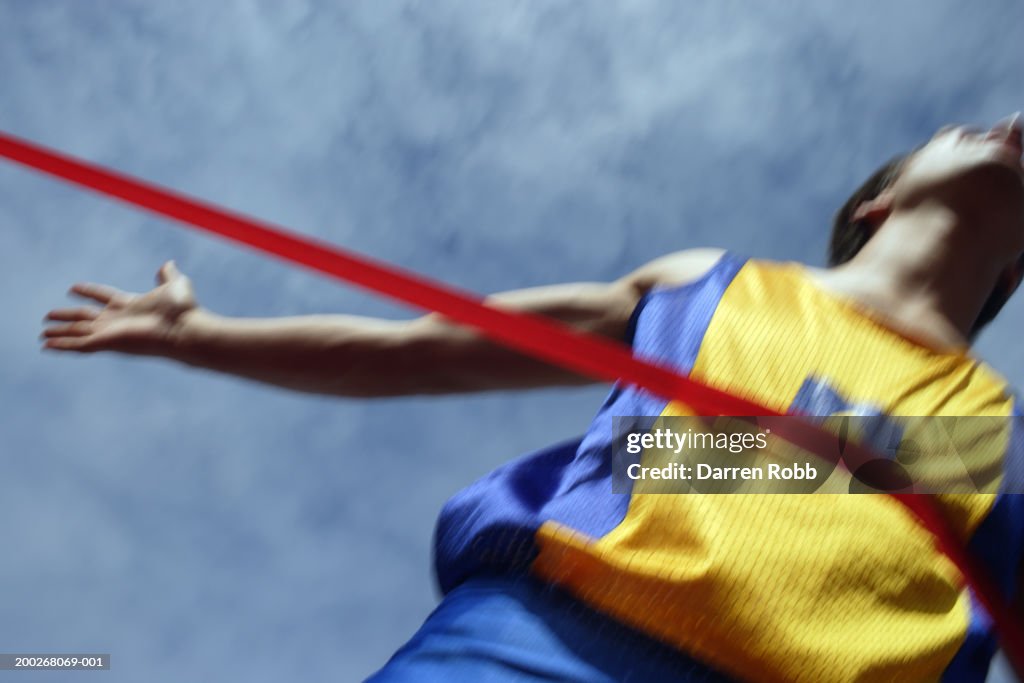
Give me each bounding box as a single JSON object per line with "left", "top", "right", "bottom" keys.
{"left": 830, "top": 115, "right": 1024, "bottom": 338}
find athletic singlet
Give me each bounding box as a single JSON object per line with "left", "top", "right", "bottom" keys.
{"left": 433, "top": 253, "right": 1024, "bottom": 682}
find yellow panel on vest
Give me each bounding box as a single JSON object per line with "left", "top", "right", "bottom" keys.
{"left": 532, "top": 260, "right": 1014, "bottom": 682}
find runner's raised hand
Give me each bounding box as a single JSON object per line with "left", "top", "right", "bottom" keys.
{"left": 42, "top": 261, "right": 197, "bottom": 356}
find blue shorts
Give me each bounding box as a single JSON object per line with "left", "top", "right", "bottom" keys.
{"left": 366, "top": 576, "right": 734, "bottom": 682}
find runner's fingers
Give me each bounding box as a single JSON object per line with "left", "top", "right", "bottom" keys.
{"left": 42, "top": 337, "right": 94, "bottom": 352}
{"left": 156, "top": 260, "right": 180, "bottom": 285}
{"left": 45, "top": 307, "right": 100, "bottom": 322}
{"left": 69, "top": 283, "right": 127, "bottom": 306}
{"left": 41, "top": 321, "right": 94, "bottom": 338}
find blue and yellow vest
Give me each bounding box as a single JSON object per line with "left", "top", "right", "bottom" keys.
{"left": 434, "top": 254, "right": 1024, "bottom": 682}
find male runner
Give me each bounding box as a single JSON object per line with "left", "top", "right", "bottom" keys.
{"left": 42, "top": 115, "right": 1024, "bottom": 681}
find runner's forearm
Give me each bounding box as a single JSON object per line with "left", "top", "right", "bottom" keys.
{"left": 168, "top": 308, "right": 421, "bottom": 397}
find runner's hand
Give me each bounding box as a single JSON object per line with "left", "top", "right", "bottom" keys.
{"left": 42, "top": 261, "right": 198, "bottom": 356}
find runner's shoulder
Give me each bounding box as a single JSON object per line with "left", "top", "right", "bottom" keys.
{"left": 622, "top": 248, "right": 729, "bottom": 295}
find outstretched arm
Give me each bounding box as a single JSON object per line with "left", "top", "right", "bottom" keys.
{"left": 42, "top": 250, "right": 723, "bottom": 397}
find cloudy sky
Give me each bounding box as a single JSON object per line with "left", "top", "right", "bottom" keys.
{"left": 1, "top": 1, "right": 1023, "bottom": 681}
